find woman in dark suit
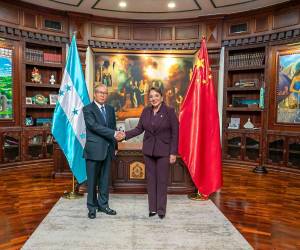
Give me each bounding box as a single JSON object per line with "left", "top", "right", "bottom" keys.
{"left": 125, "top": 87, "right": 179, "bottom": 219}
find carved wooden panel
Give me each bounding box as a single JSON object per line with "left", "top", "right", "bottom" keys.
{"left": 91, "top": 23, "right": 115, "bottom": 39}
{"left": 2, "top": 130, "right": 21, "bottom": 163}
{"left": 23, "top": 11, "right": 37, "bottom": 29}
{"left": 118, "top": 25, "right": 130, "bottom": 40}
{"left": 175, "top": 25, "right": 198, "bottom": 40}
{"left": 244, "top": 133, "right": 260, "bottom": 162}
{"left": 0, "top": 2, "right": 19, "bottom": 25}
{"left": 273, "top": 9, "right": 299, "bottom": 29}
{"left": 160, "top": 27, "right": 172, "bottom": 41}
{"left": 171, "top": 161, "right": 184, "bottom": 183}
{"left": 287, "top": 136, "right": 300, "bottom": 169}
{"left": 133, "top": 26, "right": 157, "bottom": 41}
{"left": 72, "top": 21, "right": 85, "bottom": 41}
{"left": 266, "top": 134, "right": 285, "bottom": 166}
{"left": 206, "top": 23, "right": 218, "bottom": 44}
{"left": 23, "top": 129, "right": 44, "bottom": 160}
{"left": 255, "top": 15, "right": 269, "bottom": 33}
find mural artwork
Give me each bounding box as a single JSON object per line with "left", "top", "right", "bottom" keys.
{"left": 277, "top": 52, "right": 300, "bottom": 124}
{"left": 94, "top": 53, "right": 194, "bottom": 120}
{"left": 0, "top": 47, "right": 13, "bottom": 119}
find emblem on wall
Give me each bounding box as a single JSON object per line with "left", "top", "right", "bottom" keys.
{"left": 129, "top": 161, "right": 145, "bottom": 179}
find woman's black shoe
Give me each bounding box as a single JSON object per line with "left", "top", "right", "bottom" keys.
{"left": 149, "top": 212, "right": 156, "bottom": 217}
{"left": 158, "top": 214, "right": 165, "bottom": 219}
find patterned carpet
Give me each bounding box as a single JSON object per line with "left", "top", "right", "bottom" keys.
{"left": 22, "top": 194, "right": 252, "bottom": 250}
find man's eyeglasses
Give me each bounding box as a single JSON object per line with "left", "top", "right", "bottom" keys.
{"left": 95, "top": 91, "right": 108, "bottom": 95}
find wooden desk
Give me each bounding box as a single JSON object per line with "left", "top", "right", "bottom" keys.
{"left": 53, "top": 142, "right": 195, "bottom": 194}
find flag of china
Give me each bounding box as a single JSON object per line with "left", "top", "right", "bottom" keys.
{"left": 178, "top": 38, "right": 222, "bottom": 197}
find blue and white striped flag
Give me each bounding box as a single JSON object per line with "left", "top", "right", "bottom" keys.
{"left": 52, "top": 36, "right": 90, "bottom": 183}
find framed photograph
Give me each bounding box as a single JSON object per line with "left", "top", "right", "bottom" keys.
{"left": 275, "top": 50, "right": 300, "bottom": 124}
{"left": 94, "top": 52, "right": 195, "bottom": 120}
{"left": 25, "top": 97, "right": 32, "bottom": 105}
{"left": 49, "top": 94, "right": 58, "bottom": 105}
{"left": 0, "top": 44, "right": 14, "bottom": 119}
{"left": 228, "top": 117, "right": 240, "bottom": 129}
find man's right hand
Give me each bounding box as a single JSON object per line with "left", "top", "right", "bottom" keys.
{"left": 114, "top": 131, "right": 125, "bottom": 141}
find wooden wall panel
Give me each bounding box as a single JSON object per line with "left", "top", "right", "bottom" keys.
{"left": 133, "top": 26, "right": 157, "bottom": 41}
{"left": 273, "top": 9, "right": 299, "bottom": 29}
{"left": 160, "top": 27, "right": 172, "bottom": 41}
{"left": 118, "top": 25, "right": 130, "bottom": 40}
{"left": 171, "top": 162, "right": 184, "bottom": 183}
{"left": 72, "top": 22, "right": 85, "bottom": 41}
{"left": 255, "top": 15, "right": 269, "bottom": 33}
{"left": 23, "top": 12, "right": 37, "bottom": 29}
{"left": 0, "top": 3, "right": 19, "bottom": 25}
{"left": 175, "top": 25, "right": 198, "bottom": 40}
{"left": 68, "top": 14, "right": 89, "bottom": 44}
{"left": 91, "top": 23, "right": 115, "bottom": 39}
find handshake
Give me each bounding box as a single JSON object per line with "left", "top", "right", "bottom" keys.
{"left": 114, "top": 131, "right": 126, "bottom": 141}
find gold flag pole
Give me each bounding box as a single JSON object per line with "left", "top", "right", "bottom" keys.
{"left": 63, "top": 175, "right": 84, "bottom": 199}
{"left": 188, "top": 190, "right": 209, "bottom": 201}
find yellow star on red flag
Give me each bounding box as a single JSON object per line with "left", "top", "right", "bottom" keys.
{"left": 196, "top": 59, "right": 204, "bottom": 69}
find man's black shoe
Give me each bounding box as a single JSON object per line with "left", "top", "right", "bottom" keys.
{"left": 149, "top": 212, "right": 157, "bottom": 217}
{"left": 88, "top": 210, "right": 96, "bottom": 219}
{"left": 98, "top": 207, "right": 117, "bottom": 215}
{"left": 158, "top": 214, "right": 165, "bottom": 219}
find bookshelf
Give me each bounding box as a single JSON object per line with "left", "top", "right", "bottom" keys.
{"left": 22, "top": 41, "right": 65, "bottom": 161}
{"left": 223, "top": 46, "right": 266, "bottom": 168}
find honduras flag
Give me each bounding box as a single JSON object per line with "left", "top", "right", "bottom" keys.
{"left": 52, "top": 36, "right": 90, "bottom": 183}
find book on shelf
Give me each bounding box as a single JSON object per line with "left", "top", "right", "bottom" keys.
{"left": 44, "top": 53, "right": 61, "bottom": 64}
{"left": 229, "top": 52, "right": 264, "bottom": 68}
{"left": 25, "top": 48, "right": 43, "bottom": 63}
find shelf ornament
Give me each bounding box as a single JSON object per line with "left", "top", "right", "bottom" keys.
{"left": 31, "top": 67, "right": 42, "bottom": 84}
{"left": 49, "top": 74, "right": 56, "bottom": 85}
{"left": 243, "top": 117, "right": 255, "bottom": 129}
{"left": 32, "top": 94, "right": 48, "bottom": 105}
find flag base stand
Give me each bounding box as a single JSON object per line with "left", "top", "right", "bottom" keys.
{"left": 63, "top": 175, "right": 84, "bottom": 200}
{"left": 188, "top": 191, "right": 209, "bottom": 201}
{"left": 63, "top": 191, "right": 84, "bottom": 199}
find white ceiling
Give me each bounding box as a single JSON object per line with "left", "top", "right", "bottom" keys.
{"left": 20, "top": 0, "right": 291, "bottom": 20}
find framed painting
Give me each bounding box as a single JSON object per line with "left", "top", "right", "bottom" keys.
{"left": 94, "top": 52, "right": 195, "bottom": 120}
{"left": 0, "top": 45, "right": 13, "bottom": 119}
{"left": 276, "top": 50, "right": 300, "bottom": 124}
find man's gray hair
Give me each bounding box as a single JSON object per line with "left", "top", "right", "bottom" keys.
{"left": 94, "top": 83, "right": 107, "bottom": 92}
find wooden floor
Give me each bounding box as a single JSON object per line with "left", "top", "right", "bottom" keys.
{"left": 0, "top": 163, "right": 299, "bottom": 250}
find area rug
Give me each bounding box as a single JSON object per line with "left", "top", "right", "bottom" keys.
{"left": 22, "top": 194, "right": 252, "bottom": 250}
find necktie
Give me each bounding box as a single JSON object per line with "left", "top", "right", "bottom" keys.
{"left": 100, "top": 106, "right": 107, "bottom": 123}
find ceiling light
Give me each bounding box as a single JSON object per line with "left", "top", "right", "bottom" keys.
{"left": 168, "top": 2, "right": 176, "bottom": 8}
{"left": 119, "top": 1, "right": 127, "bottom": 8}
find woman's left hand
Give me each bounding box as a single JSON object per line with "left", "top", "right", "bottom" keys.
{"left": 169, "top": 154, "right": 176, "bottom": 164}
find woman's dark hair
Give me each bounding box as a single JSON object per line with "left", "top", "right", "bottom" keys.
{"left": 148, "top": 86, "right": 163, "bottom": 96}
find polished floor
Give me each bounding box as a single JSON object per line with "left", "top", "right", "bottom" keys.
{"left": 0, "top": 163, "right": 299, "bottom": 250}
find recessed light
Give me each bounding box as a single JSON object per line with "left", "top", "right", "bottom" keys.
{"left": 168, "top": 2, "right": 176, "bottom": 8}
{"left": 119, "top": 1, "right": 127, "bottom": 8}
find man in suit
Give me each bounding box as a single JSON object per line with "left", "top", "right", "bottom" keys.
{"left": 83, "top": 83, "right": 123, "bottom": 219}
